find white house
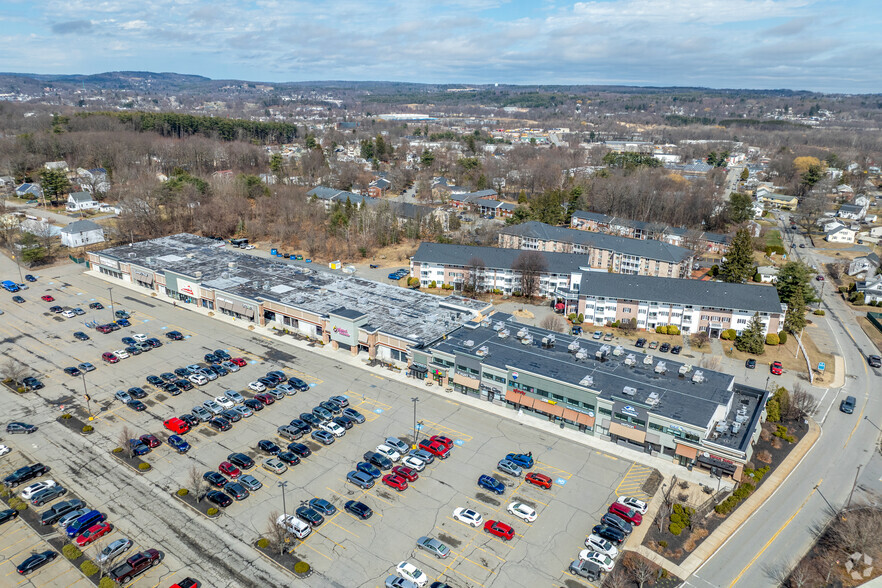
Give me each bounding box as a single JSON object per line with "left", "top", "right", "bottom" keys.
{"left": 826, "top": 225, "right": 857, "bottom": 243}
{"left": 757, "top": 266, "right": 779, "bottom": 283}
{"left": 60, "top": 219, "right": 105, "bottom": 248}
{"left": 66, "top": 192, "right": 99, "bottom": 212}
{"left": 837, "top": 203, "right": 867, "bottom": 220}
{"left": 869, "top": 226, "right": 882, "bottom": 239}
{"left": 848, "top": 253, "right": 880, "bottom": 277}
{"left": 857, "top": 275, "right": 882, "bottom": 304}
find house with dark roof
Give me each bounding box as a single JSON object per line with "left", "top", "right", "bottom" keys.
{"left": 554, "top": 272, "right": 784, "bottom": 338}
{"left": 367, "top": 177, "right": 392, "bottom": 198}
{"left": 449, "top": 189, "right": 499, "bottom": 210}
{"left": 837, "top": 203, "right": 867, "bottom": 221}
{"left": 849, "top": 253, "right": 880, "bottom": 277}
{"left": 570, "top": 211, "right": 730, "bottom": 254}
{"left": 60, "top": 219, "right": 105, "bottom": 247}
{"left": 499, "top": 221, "right": 694, "bottom": 278}
{"left": 66, "top": 191, "right": 99, "bottom": 212}
{"left": 307, "top": 186, "right": 378, "bottom": 211}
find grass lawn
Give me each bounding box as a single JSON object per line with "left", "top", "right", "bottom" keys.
{"left": 858, "top": 316, "right": 882, "bottom": 354}
{"left": 723, "top": 329, "right": 835, "bottom": 383}
{"left": 766, "top": 229, "right": 784, "bottom": 249}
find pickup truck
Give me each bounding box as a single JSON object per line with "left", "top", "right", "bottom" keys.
{"left": 3, "top": 463, "right": 50, "bottom": 487}
{"left": 108, "top": 549, "right": 162, "bottom": 583}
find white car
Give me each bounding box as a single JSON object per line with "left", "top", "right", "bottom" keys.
{"left": 248, "top": 381, "right": 266, "bottom": 392}
{"left": 396, "top": 562, "right": 428, "bottom": 587}
{"left": 224, "top": 390, "right": 245, "bottom": 404}
{"left": 617, "top": 496, "right": 648, "bottom": 515}
{"left": 20, "top": 480, "right": 57, "bottom": 500}
{"left": 215, "top": 396, "right": 235, "bottom": 409}
{"left": 507, "top": 502, "right": 537, "bottom": 523}
{"left": 0, "top": 444, "right": 11, "bottom": 458}
{"left": 585, "top": 534, "right": 619, "bottom": 559}
{"left": 402, "top": 455, "right": 425, "bottom": 471}
{"left": 113, "top": 349, "right": 129, "bottom": 359}
{"left": 452, "top": 507, "right": 483, "bottom": 527}
{"left": 188, "top": 374, "right": 209, "bottom": 386}
{"left": 579, "top": 549, "right": 615, "bottom": 572}
{"left": 244, "top": 244, "right": 255, "bottom": 250}
{"left": 62, "top": 309, "right": 76, "bottom": 318}
{"left": 376, "top": 444, "right": 401, "bottom": 462}
{"left": 132, "top": 333, "right": 149, "bottom": 342}
{"left": 203, "top": 399, "right": 223, "bottom": 414}
{"left": 320, "top": 421, "right": 346, "bottom": 437}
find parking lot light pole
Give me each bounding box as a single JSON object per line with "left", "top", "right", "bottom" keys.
{"left": 108, "top": 287, "right": 115, "bottom": 322}
{"left": 278, "top": 480, "right": 288, "bottom": 515}
{"left": 81, "top": 372, "right": 91, "bottom": 416}
{"left": 411, "top": 397, "right": 419, "bottom": 449}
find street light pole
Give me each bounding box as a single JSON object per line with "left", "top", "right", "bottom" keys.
{"left": 108, "top": 287, "right": 115, "bottom": 322}
{"left": 411, "top": 397, "right": 419, "bottom": 449}
{"left": 847, "top": 464, "right": 862, "bottom": 509}
{"left": 81, "top": 372, "right": 91, "bottom": 416}
{"left": 11, "top": 252, "right": 24, "bottom": 285}
{"left": 277, "top": 480, "right": 288, "bottom": 515}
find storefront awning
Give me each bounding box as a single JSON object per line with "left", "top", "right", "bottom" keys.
{"left": 534, "top": 401, "right": 564, "bottom": 417}
{"left": 697, "top": 454, "right": 737, "bottom": 475}
{"left": 609, "top": 422, "right": 646, "bottom": 443}
{"left": 518, "top": 395, "right": 536, "bottom": 409}
{"left": 409, "top": 364, "right": 428, "bottom": 374}
{"left": 575, "top": 412, "right": 595, "bottom": 427}
{"left": 675, "top": 444, "right": 698, "bottom": 459}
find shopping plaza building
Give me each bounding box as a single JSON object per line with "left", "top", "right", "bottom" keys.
{"left": 88, "top": 234, "right": 768, "bottom": 480}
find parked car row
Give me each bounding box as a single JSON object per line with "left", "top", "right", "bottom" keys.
{"left": 569, "top": 495, "right": 648, "bottom": 580}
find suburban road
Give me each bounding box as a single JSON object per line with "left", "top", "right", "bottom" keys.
{"left": 685, "top": 215, "right": 882, "bottom": 587}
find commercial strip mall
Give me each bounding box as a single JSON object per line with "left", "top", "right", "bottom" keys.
{"left": 87, "top": 234, "right": 768, "bottom": 481}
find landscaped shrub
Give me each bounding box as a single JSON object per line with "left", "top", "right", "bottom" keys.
{"left": 656, "top": 326, "right": 667, "bottom": 334}
{"left": 773, "top": 424, "right": 797, "bottom": 443}
{"left": 112, "top": 447, "right": 123, "bottom": 454}
{"left": 257, "top": 538, "right": 269, "bottom": 549}
{"left": 138, "top": 462, "right": 151, "bottom": 471}
{"left": 715, "top": 482, "right": 757, "bottom": 515}
{"left": 721, "top": 329, "right": 737, "bottom": 340}
{"left": 658, "top": 540, "right": 668, "bottom": 548}
{"left": 0, "top": 488, "right": 9, "bottom": 498}
{"left": 176, "top": 488, "right": 189, "bottom": 497}
{"left": 777, "top": 331, "right": 787, "bottom": 345}
{"left": 670, "top": 513, "right": 683, "bottom": 526}
{"left": 766, "top": 398, "right": 780, "bottom": 422}
{"left": 668, "top": 325, "right": 680, "bottom": 335}
{"left": 813, "top": 309, "right": 825, "bottom": 316}
{"left": 61, "top": 413, "right": 72, "bottom": 419}
{"left": 294, "top": 562, "right": 311, "bottom": 574}
{"left": 577, "top": 313, "right": 584, "bottom": 324}
{"left": 429, "top": 280, "right": 437, "bottom": 288}
{"left": 63, "top": 544, "right": 83, "bottom": 560}
{"left": 14, "top": 501, "right": 27, "bottom": 511}
{"left": 765, "top": 333, "right": 780, "bottom": 345}
{"left": 743, "top": 466, "right": 770, "bottom": 482}
{"left": 99, "top": 577, "right": 116, "bottom": 588}
{"left": 207, "top": 507, "right": 219, "bottom": 516}
{"left": 669, "top": 523, "right": 682, "bottom": 535}
{"left": 80, "top": 560, "right": 99, "bottom": 576}
{"left": 82, "top": 425, "right": 93, "bottom": 433}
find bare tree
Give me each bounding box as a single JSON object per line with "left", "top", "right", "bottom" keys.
{"left": 512, "top": 250, "right": 548, "bottom": 299}
{"left": 699, "top": 354, "right": 722, "bottom": 371}
{"left": 540, "top": 314, "right": 566, "bottom": 333}
{"left": 464, "top": 256, "right": 485, "bottom": 294}
{"left": 794, "top": 193, "right": 827, "bottom": 238}
{"left": 602, "top": 567, "right": 630, "bottom": 588}
{"left": 266, "top": 510, "right": 290, "bottom": 557}
{"left": 118, "top": 426, "right": 134, "bottom": 458}
{"left": 787, "top": 383, "right": 820, "bottom": 420}
{"left": 692, "top": 331, "right": 710, "bottom": 349}
{"left": 1, "top": 357, "right": 31, "bottom": 388}
{"left": 188, "top": 465, "right": 205, "bottom": 503}
{"left": 656, "top": 499, "right": 672, "bottom": 532}
{"left": 625, "top": 553, "right": 657, "bottom": 588}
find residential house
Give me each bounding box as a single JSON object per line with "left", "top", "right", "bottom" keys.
{"left": 837, "top": 203, "right": 867, "bottom": 221}
{"left": 755, "top": 189, "right": 798, "bottom": 210}
{"left": 870, "top": 226, "right": 882, "bottom": 239}
{"left": 0, "top": 176, "right": 15, "bottom": 193}
{"left": 857, "top": 275, "right": 882, "bottom": 304}
{"left": 367, "top": 178, "right": 391, "bottom": 198}
{"left": 499, "top": 221, "right": 694, "bottom": 278}
{"left": 449, "top": 189, "right": 499, "bottom": 210}
{"left": 387, "top": 202, "right": 449, "bottom": 232}
{"left": 307, "top": 186, "right": 377, "bottom": 211}
{"left": 848, "top": 253, "right": 880, "bottom": 277}
{"left": 475, "top": 198, "right": 517, "bottom": 219}
{"left": 44, "top": 161, "right": 69, "bottom": 172}
{"left": 15, "top": 183, "right": 42, "bottom": 199}
{"left": 826, "top": 225, "right": 857, "bottom": 243}
{"left": 664, "top": 161, "right": 714, "bottom": 176}
{"left": 756, "top": 266, "right": 779, "bottom": 283}
{"left": 66, "top": 192, "right": 99, "bottom": 212}
{"left": 76, "top": 168, "right": 110, "bottom": 194}
{"left": 60, "top": 219, "right": 105, "bottom": 248}
{"left": 431, "top": 177, "right": 468, "bottom": 199}
{"left": 837, "top": 184, "right": 855, "bottom": 197}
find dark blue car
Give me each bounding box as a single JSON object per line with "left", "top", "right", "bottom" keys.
{"left": 129, "top": 440, "right": 150, "bottom": 456}
{"left": 478, "top": 474, "right": 505, "bottom": 495}
{"left": 356, "top": 462, "right": 382, "bottom": 479}
{"left": 505, "top": 452, "right": 534, "bottom": 469}
{"left": 168, "top": 435, "right": 190, "bottom": 453}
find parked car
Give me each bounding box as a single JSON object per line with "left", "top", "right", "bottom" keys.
{"left": 206, "top": 490, "right": 232, "bottom": 508}
{"left": 608, "top": 502, "right": 642, "bottom": 525}
{"left": 73, "top": 331, "right": 90, "bottom": 341}
{"left": 16, "top": 550, "right": 58, "bottom": 575}
{"left": 635, "top": 338, "right": 646, "bottom": 348}
{"left": 345, "top": 500, "right": 373, "bottom": 519}
{"left": 671, "top": 345, "right": 682, "bottom": 355}
{"left": 746, "top": 358, "right": 757, "bottom": 369}
{"left": 228, "top": 453, "right": 254, "bottom": 469}
{"left": 578, "top": 549, "right": 615, "bottom": 572}
{"left": 6, "top": 422, "right": 38, "bottom": 434}
{"left": 239, "top": 475, "right": 262, "bottom": 492}
{"left": 592, "top": 523, "right": 626, "bottom": 544}
{"left": 497, "top": 459, "right": 523, "bottom": 477}
{"left": 4, "top": 463, "right": 49, "bottom": 487}
{"left": 507, "top": 501, "right": 537, "bottom": 522}
{"left": 40, "top": 499, "right": 85, "bottom": 525}
{"left": 262, "top": 458, "right": 287, "bottom": 474}
{"left": 342, "top": 407, "right": 365, "bottom": 423}
{"left": 505, "top": 452, "right": 534, "bottom": 468}
{"left": 770, "top": 361, "right": 783, "bottom": 375}
{"left": 363, "top": 451, "right": 393, "bottom": 470}
{"left": 277, "top": 451, "right": 301, "bottom": 466}
{"left": 617, "top": 496, "right": 649, "bottom": 515}
{"left": 585, "top": 533, "right": 619, "bottom": 558}
{"left": 477, "top": 474, "right": 505, "bottom": 495}
{"left": 108, "top": 550, "right": 162, "bottom": 584}
{"left": 96, "top": 537, "right": 133, "bottom": 564}
{"left": 483, "top": 520, "right": 515, "bottom": 541}
{"left": 287, "top": 443, "right": 311, "bottom": 458}
{"left": 258, "top": 440, "right": 281, "bottom": 455}
{"left": 311, "top": 430, "right": 335, "bottom": 445}
{"left": 383, "top": 473, "right": 409, "bottom": 491}
{"left": 31, "top": 485, "right": 67, "bottom": 506}
{"left": 569, "top": 558, "right": 602, "bottom": 581}
{"left": 841, "top": 395, "right": 857, "bottom": 414}
{"left": 601, "top": 512, "right": 633, "bottom": 535}
{"left": 347, "top": 471, "right": 375, "bottom": 489}
{"left": 167, "top": 435, "right": 190, "bottom": 453}
{"left": 659, "top": 343, "right": 671, "bottom": 353}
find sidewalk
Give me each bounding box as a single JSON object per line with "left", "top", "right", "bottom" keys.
{"left": 628, "top": 417, "right": 821, "bottom": 578}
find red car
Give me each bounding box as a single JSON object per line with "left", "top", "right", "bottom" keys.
{"left": 139, "top": 434, "right": 162, "bottom": 448}
{"left": 75, "top": 522, "right": 113, "bottom": 546}
{"left": 770, "top": 361, "right": 783, "bottom": 375}
{"left": 164, "top": 417, "right": 190, "bottom": 435}
{"left": 391, "top": 465, "right": 419, "bottom": 482}
{"left": 254, "top": 393, "right": 274, "bottom": 405}
{"left": 418, "top": 439, "right": 450, "bottom": 459}
{"left": 525, "top": 472, "right": 553, "bottom": 489}
{"left": 219, "top": 461, "right": 241, "bottom": 478}
{"left": 382, "top": 473, "right": 408, "bottom": 491}
{"left": 231, "top": 357, "right": 247, "bottom": 367}
{"left": 483, "top": 520, "right": 515, "bottom": 541}
{"left": 430, "top": 435, "right": 453, "bottom": 448}
{"left": 96, "top": 324, "right": 113, "bottom": 334}
{"left": 102, "top": 352, "right": 119, "bottom": 363}
{"left": 41, "top": 295, "right": 55, "bottom": 302}
{"left": 608, "top": 502, "right": 642, "bottom": 525}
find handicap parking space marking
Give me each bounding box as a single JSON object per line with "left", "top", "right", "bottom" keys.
{"left": 454, "top": 439, "right": 464, "bottom": 446}
{"left": 556, "top": 478, "right": 568, "bottom": 486}
{"left": 373, "top": 408, "right": 384, "bottom": 414}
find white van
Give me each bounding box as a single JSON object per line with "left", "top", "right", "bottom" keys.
{"left": 276, "top": 514, "right": 311, "bottom": 539}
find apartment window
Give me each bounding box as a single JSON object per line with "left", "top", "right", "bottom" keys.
{"left": 598, "top": 407, "right": 612, "bottom": 416}
{"left": 701, "top": 315, "right": 709, "bottom": 320}
{"left": 623, "top": 307, "right": 631, "bottom": 313}
{"left": 551, "top": 393, "right": 564, "bottom": 402}
{"left": 736, "top": 318, "right": 747, "bottom": 325}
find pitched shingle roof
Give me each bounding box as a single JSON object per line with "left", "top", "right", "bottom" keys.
{"left": 60, "top": 219, "right": 103, "bottom": 234}
{"left": 412, "top": 242, "right": 588, "bottom": 274}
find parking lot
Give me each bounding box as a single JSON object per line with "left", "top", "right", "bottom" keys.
{"left": 0, "top": 260, "right": 656, "bottom": 587}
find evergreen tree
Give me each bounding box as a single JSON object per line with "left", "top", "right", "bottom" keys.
{"left": 735, "top": 313, "right": 766, "bottom": 355}
{"left": 728, "top": 192, "right": 753, "bottom": 223}
{"left": 783, "top": 286, "right": 807, "bottom": 333}
{"left": 39, "top": 168, "right": 70, "bottom": 199}
{"left": 420, "top": 149, "right": 434, "bottom": 167}
{"left": 776, "top": 261, "right": 817, "bottom": 306}
{"left": 720, "top": 228, "right": 754, "bottom": 283}
{"left": 740, "top": 167, "right": 749, "bottom": 181}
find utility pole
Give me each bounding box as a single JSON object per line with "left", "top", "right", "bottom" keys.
{"left": 108, "top": 286, "right": 115, "bottom": 322}
{"left": 81, "top": 372, "right": 91, "bottom": 416}
{"left": 847, "top": 464, "right": 862, "bottom": 509}
{"left": 411, "top": 397, "right": 419, "bottom": 449}
{"left": 278, "top": 480, "right": 288, "bottom": 515}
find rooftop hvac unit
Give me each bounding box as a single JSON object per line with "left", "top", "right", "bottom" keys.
{"left": 127, "top": 252, "right": 136, "bottom": 258}
{"left": 646, "top": 392, "right": 661, "bottom": 406}
{"left": 194, "top": 270, "right": 202, "bottom": 279}
{"left": 692, "top": 370, "right": 705, "bottom": 384}
{"left": 498, "top": 329, "right": 509, "bottom": 339}
{"left": 221, "top": 272, "right": 229, "bottom": 279}
{"left": 228, "top": 262, "right": 237, "bottom": 270}
{"left": 568, "top": 340, "right": 581, "bottom": 353}
{"left": 541, "top": 336, "right": 555, "bottom": 348}
{"left": 595, "top": 347, "right": 610, "bottom": 362}
{"left": 678, "top": 364, "right": 693, "bottom": 376}
{"left": 715, "top": 422, "right": 729, "bottom": 434}
{"left": 731, "top": 421, "right": 742, "bottom": 434}
{"left": 463, "top": 339, "right": 475, "bottom": 348}
{"left": 655, "top": 361, "right": 667, "bottom": 374}
{"left": 476, "top": 346, "right": 489, "bottom": 357}
{"left": 481, "top": 318, "right": 491, "bottom": 327}
{"left": 643, "top": 355, "right": 654, "bottom": 365}
{"left": 579, "top": 375, "right": 594, "bottom": 388}
{"left": 521, "top": 334, "right": 533, "bottom": 345}
{"left": 624, "top": 354, "right": 636, "bottom": 366}
{"left": 517, "top": 327, "right": 529, "bottom": 339}
{"left": 622, "top": 386, "right": 637, "bottom": 396}
{"left": 735, "top": 413, "right": 748, "bottom": 424}
{"left": 612, "top": 345, "right": 624, "bottom": 356}
{"left": 390, "top": 308, "right": 401, "bottom": 317}
{"left": 575, "top": 348, "right": 588, "bottom": 360}
{"left": 493, "top": 321, "right": 505, "bottom": 331}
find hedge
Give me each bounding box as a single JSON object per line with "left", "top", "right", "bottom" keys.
{"left": 773, "top": 424, "right": 797, "bottom": 443}
{"left": 721, "top": 329, "right": 737, "bottom": 340}
{"left": 207, "top": 507, "right": 219, "bottom": 516}
{"left": 99, "top": 577, "right": 116, "bottom": 588}
{"left": 813, "top": 309, "right": 825, "bottom": 316}
{"left": 63, "top": 544, "right": 83, "bottom": 560}
{"left": 429, "top": 280, "right": 437, "bottom": 288}
{"left": 294, "top": 562, "right": 311, "bottom": 574}
{"left": 743, "top": 465, "right": 770, "bottom": 482}
{"left": 61, "top": 413, "right": 72, "bottom": 419}
{"left": 777, "top": 331, "right": 787, "bottom": 345}
{"left": 668, "top": 325, "right": 680, "bottom": 335}
{"left": 715, "top": 482, "right": 756, "bottom": 515}
{"left": 138, "top": 462, "right": 151, "bottom": 471}
{"left": 669, "top": 523, "right": 682, "bottom": 535}
{"left": 177, "top": 488, "right": 189, "bottom": 497}
{"left": 81, "top": 560, "right": 99, "bottom": 576}
{"left": 257, "top": 538, "right": 269, "bottom": 549}
{"left": 82, "top": 425, "right": 93, "bottom": 433}
{"left": 112, "top": 447, "right": 123, "bottom": 454}
{"left": 765, "top": 333, "right": 780, "bottom": 345}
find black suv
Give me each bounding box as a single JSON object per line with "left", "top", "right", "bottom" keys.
{"left": 227, "top": 453, "right": 254, "bottom": 469}
{"left": 869, "top": 355, "right": 882, "bottom": 368}
{"left": 3, "top": 463, "right": 50, "bottom": 487}
{"left": 363, "top": 451, "right": 393, "bottom": 470}
{"left": 21, "top": 377, "right": 44, "bottom": 390}
{"left": 165, "top": 330, "right": 184, "bottom": 340}
{"left": 635, "top": 338, "right": 646, "bottom": 348}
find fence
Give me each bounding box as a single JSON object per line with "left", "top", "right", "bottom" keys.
{"left": 867, "top": 312, "right": 882, "bottom": 334}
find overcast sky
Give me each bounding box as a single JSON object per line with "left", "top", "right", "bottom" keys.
{"left": 1, "top": 0, "right": 879, "bottom": 92}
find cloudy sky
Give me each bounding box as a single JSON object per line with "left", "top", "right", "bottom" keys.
{"left": 0, "top": 0, "right": 879, "bottom": 92}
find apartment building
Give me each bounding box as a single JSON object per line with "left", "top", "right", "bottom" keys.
{"left": 499, "top": 221, "right": 694, "bottom": 277}
{"left": 570, "top": 211, "right": 730, "bottom": 254}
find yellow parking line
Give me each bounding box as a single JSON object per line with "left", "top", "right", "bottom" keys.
{"left": 293, "top": 540, "right": 333, "bottom": 561}
{"left": 39, "top": 564, "right": 75, "bottom": 586}
{"left": 328, "top": 520, "right": 358, "bottom": 538}
{"left": 534, "top": 461, "right": 573, "bottom": 478}
{"left": 420, "top": 419, "right": 473, "bottom": 442}
{"left": 470, "top": 544, "right": 506, "bottom": 562}
{"left": 596, "top": 451, "right": 618, "bottom": 460}
{"left": 0, "top": 533, "right": 30, "bottom": 552}
{"left": 459, "top": 554, "right": 496, "bottom": 573}
{"left": 448, "top": 565, "right": 487, "bottom": 587}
